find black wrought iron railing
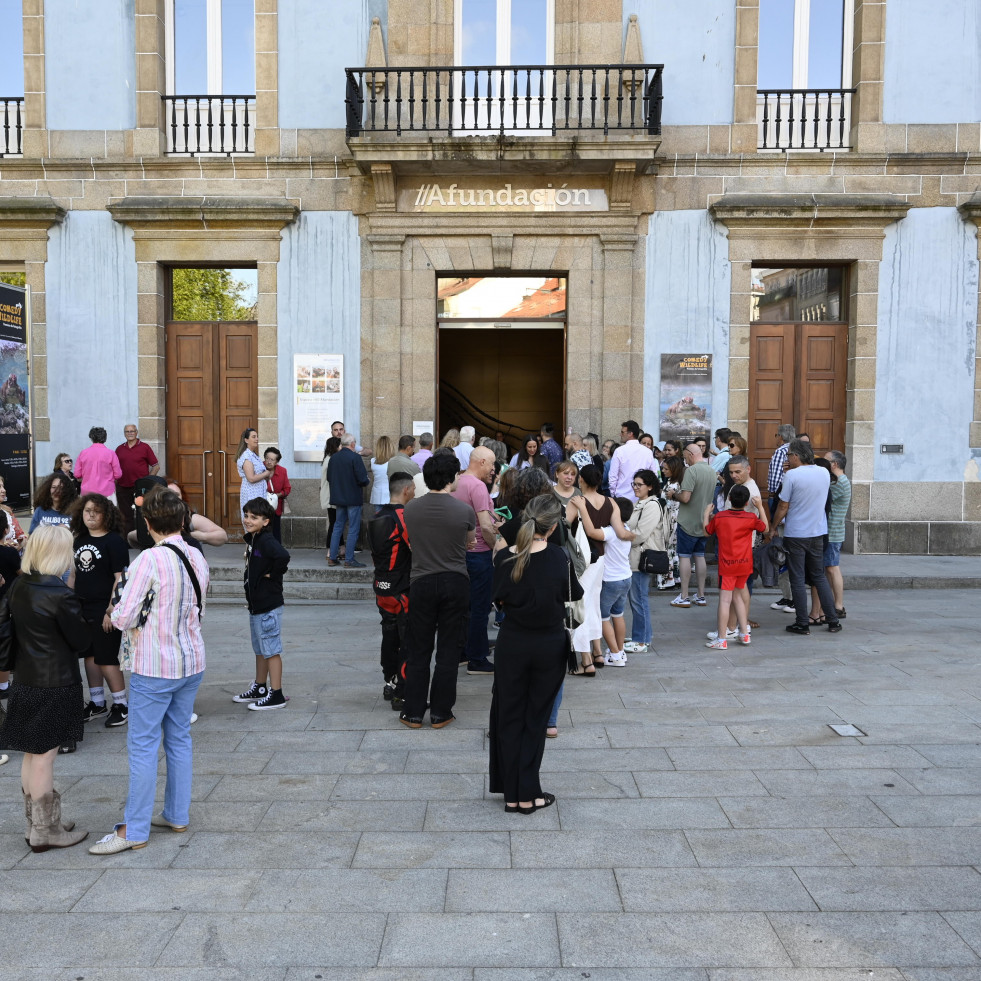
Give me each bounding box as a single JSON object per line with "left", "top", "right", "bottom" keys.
{"left": 757, "top": 88, "right": 855, "bottom": 151}
{"left": 163, "top": 95, "right": 255, "bottom": 155}
{"left": 439, "top": 379, "right": 526, "bottom": 453}
{"left": 345, "top": 65, "right": 663, "bottom": 138}
{"left": 1, "top": 98, "right": 24, "bottom": 157}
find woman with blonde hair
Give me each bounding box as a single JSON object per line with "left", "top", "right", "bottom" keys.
{"left": 489, "top": 494, "right": 582, "bottom": 814}
{"left": 439, "top": 428, "right": 460, "bottom": 449}
{"left": 369, "top": 435, "right": 394, "bottom": 515}
{"left": 0, "top": 524, "right": 90, "bottom": 851}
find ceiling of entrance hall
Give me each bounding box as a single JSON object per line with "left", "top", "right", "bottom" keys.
{"left": 437, "top": 277, "right": 566, "bottom": 319}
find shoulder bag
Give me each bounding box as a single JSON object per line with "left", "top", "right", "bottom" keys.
{"left": 638, "top": 498, "right": 671, "bottom": 575}
{"left": 265, "top": 477, "right": 279, "bottom": 510}
{"left": 563, "top": 554, "right": 580, "bottom": 674}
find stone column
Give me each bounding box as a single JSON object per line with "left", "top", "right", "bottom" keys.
{"left": 21, "top": 0, "right": 47, "bottom": 158}
{"left": 254, "top": 0, "right": 280, "bottom": 157}
{"left": 134, "top": 0, "right": 166, "bottom": 157}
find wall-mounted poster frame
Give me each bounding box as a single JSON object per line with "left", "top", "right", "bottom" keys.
{"left": 0, "top": 281, "right": 33, "bottom": 508}
{"left": 293, "top": 353, "right": 343, "bottom": 462}
{"left": 659, "top": 354, "right": 713, "bottom": 444}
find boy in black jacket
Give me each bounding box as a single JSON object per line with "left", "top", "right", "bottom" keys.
{"left": 235, "top": 498, "right": 290, "bottom": 710}
{"left": 367, "top": 471, "right": 414, "bottom": 711}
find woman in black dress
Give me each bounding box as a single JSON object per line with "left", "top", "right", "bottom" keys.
{"left": 0, "top": 524, "right": 90, "bottom": 851}
{"left": 489, "top": 495, "right": 583, "bottom": 814}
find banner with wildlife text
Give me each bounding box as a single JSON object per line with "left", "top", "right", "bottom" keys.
{"left": 0, "top": 282, "right": 31, "bottom": 508}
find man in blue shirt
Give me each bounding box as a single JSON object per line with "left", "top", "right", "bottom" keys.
{"left": 539, "top": 422, "right": 564, "bottom": 479}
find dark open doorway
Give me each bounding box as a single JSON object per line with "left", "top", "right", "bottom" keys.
{"left": 438, "top": 326, "right": 565, "bottom": 453}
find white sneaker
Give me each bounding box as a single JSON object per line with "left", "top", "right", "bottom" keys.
{"left": 705, "top": 637, "right": 728, "bottom": 650}
{"left": 738, "top": 633, "right": 752, "bottom": 645}
{"left": 189, "top": 713, "right": 198, "bottom": 724}
{"left": 770, "top": 598, "right": 795, "bottom": 613}
{"left": 693, "top": 595, "right": 707, "bottom": 606}
{"left": 623, "top": 641, "right": 647, "bottom": 653}
{"left": 605, "top": 654, "right": 628, "bottom": 667}
{"left": 670, "top": 595, "right": 691, "bottom": 608}
{"left": 706, "top": 628, "right": 738, "bottom": 641}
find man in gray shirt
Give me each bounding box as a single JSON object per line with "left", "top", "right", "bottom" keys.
{"left": 668, "top": 442, "right": 718, "bottom": 608}
{"left": 387, "top": 435, "right": 422, "bottom": 479}
{"left": 767, "top": 439, "right": 841, "bottom": 635}
{"left": 400, "top": 452, "right": 476, "bottom": 729}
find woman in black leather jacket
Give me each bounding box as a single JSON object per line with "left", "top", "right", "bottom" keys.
{"left": 0, "top": 524, "right": 90, "bottom": 852}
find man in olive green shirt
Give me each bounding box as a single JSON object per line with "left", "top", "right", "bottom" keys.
{"left": 668, "top": 442, "right": 718, "bottom": 607}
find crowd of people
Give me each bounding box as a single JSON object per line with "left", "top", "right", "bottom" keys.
{"left": 0, "top": 413, "right": 852, "bottom": 848}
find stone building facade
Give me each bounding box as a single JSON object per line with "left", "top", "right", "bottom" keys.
{"left": 0, "top": 0, "right": 979, "bottom": 552}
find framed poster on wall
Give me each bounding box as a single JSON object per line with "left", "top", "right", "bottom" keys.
{"left": 293, "top": 354, "right": 343, "bottom": 462}
{"left": 659, "top": 354, "right": 712, "bottom": 444}
{"left": 0, "top": 282, "right": 32, "bottom": 508}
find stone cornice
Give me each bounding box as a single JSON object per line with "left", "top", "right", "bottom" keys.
{"left": 0, "top": 196, "right": 66, "bottom": 226}
{"left": 710, "top": 192, "right": 911, "bottom": 228}
{"left": 958, "top": 192, "right": 981, "bottom": 224}
{"left": 108, "top": 196, "right": 300, "bottom": 227}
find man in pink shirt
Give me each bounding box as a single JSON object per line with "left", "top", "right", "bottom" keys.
{"left": 608, "top": 419, "right": 655, "bottom": 502}
{"left": 75, "top": 427, "right": 123, "bottom": 501}
{"left": 451, "top": 445, "right": 500, "bottom": 675}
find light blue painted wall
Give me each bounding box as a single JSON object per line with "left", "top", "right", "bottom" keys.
{"left": 643, "top": 209, "right": 731, "bottom": 436}
{"left": 45, "top": 0, "right": 136, "bottom": 130}
{"left": 884, "top": 0, "right": 981, "bottom": 124}
{"left": 875, "top": 208, "right": 978, "bottom": 481}
{"left": 277, "top": 212, "right": 361, "bottom": 478}
{"left": 626, "top": 0, "right": 736, "bottom": 125}
{"left": 41, "top": 212, "right": 138, "bottom": 469}
{"left": 279, "top": 0, "right": 383, "bottom": 130}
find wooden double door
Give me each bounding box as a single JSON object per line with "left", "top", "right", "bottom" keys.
{"left": 748, "top": 322, "right": 847, "bottom": 480}
{"left": 165, "top": 321, "right": 258, "bottom": 533}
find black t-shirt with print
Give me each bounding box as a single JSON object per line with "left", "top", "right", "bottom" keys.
{"left": 73, "top": 531, "right": 129, "bottom": 618}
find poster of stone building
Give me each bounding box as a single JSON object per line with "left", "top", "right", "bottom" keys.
{"left": 0, "top": 282, "right": 32, "bottom": 507}
{"left": 659, "top": 354, "right": 712, "bottom": 443}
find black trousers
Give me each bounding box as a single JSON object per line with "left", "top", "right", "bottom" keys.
{"left": 488, "top": 623, "right": 566, "bottom": 803}
{"left": 785, "top": 534, "right": 839, "bottom": 628}
{"left": 403, "top": 572, "right": 469, "bottom": 719}
{"left": 377, "top": 592, "right": 409, "bottom": 688}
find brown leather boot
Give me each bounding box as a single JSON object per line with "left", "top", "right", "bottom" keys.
{"left": 22, "top": 789, "right": 77, "bottom": 844}
{"left": 29, "top": 792, "right": 88, "bottom": 852}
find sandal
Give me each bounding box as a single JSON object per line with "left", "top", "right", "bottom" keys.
{"left": 569, "top": 664, "right": 596, "bottom": 677}
{"left": 809, "top": 615, "right": 827, "bottom": 626}
{"left": 593, "top": 656, "right": 606, "bottom": 669}
{"left": 516, "top": 792, "right": 556, "bottom": 814}
{"left": 748, "top": 620, "right": 760, "bottom": 629}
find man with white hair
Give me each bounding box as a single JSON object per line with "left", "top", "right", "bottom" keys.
{"left": 451, "top": 446, "right": 500, "bottom": 675}
{"left": 454, "top": 426, "right": 475, "bottom": 470}
{"left": 326, "top": 433, "right": 370, "bottom": 567}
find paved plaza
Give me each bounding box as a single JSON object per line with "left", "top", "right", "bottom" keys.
{"left": 2, "top": 582, "right": 981, "bottom": 979}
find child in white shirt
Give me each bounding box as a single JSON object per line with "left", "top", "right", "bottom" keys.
{"left": 600, "top": 497, "right": 634, "bottom": 666}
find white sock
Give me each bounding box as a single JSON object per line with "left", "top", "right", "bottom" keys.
{"left": 89, "top": 686, "right": 105, "bottom": 706}
{"left": 109, "top": 689, "right": 127, "bottom": 707}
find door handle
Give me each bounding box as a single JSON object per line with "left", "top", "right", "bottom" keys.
{"left": 202, "top": 450, "right": 212, "bottom": 507}
{"left": 218, "top": 449, "right": 228, "bottom": 523}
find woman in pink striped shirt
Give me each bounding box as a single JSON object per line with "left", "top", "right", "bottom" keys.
{"left": 89, "top": 487, "right": 209, "bottom": 855}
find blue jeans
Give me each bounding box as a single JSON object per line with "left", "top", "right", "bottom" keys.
{"left": 123, "top": 671, "right": 203, "bottom": 842}
{"left": 330, "top": 505, "right": 362, "bottom": 563}
{"left": 465, "top": 549, "right": 493, "bottom": 663}
{"left": 548, "top": 682, "right": 563, "bottom": 728}
{"left": 628, "top": 570, "right": 652, "bottom": 644}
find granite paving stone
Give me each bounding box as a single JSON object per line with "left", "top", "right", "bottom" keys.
{"left": 352, "top": 831, "right": 512, "bottom": 868}
{"left": 615, "top": 868, "right": 818, "bottom": 912}
{"left": 156, "top": 912, "right": 388, "bottom": 967}
{"left": 913, "top": 744, "right": 981, "bottom": 766}
{"left": 169, "top": 831, "right": 361, "bottom": 869}
{"left": 796, "top": 744, "right": 934, "bottom": 769}
{"left": 895, "top": 766, "right": 981, "bottom": 795}
{"left": 423, "top": 799, "right": 561, "bottom": 831}
{"left": 555, "top": 796, "right": 732, "bottom": 829}
{"left": 72, "top": 869, "right": 260, "bottom": 911}
{"left": 258, "top": 799, "right": 429, "bottom": 832}
{"left": 941, "top": 913, "right": 981, "bottom": 957}
{"left": 793, "top": 866, "right": 981, "bottom": 911}
{"left": 605, "top": 724, "right": 739, "bottom": 748}
{"left": 444, "top": 868, "right": 621, "bottom": 911}
{"left": 768, "top": 912, "right": 981, "bottom": 967}
{"left": 717, "top": 795, "right": 896, "bottom": 829}
{"left": 206, "top": 774, "right": 340, "bottom": 800}
{"left": 684, "top": 829, "right": 852, "bottom": 867}
{"left": 377, "top": 913, "right": 560, "bottom": 967}
{"left": 510, "top": 830, "right": 697, "bottom": 868}
{"left": 555, "top": 912, "right": 793, "bottom": 967}
{"left": 331, "top": 773, "right": 486, "bottom": 800}
{"left": 633, "top": 769, "right": 770, "bottom": 797}
{"left": 261, "top": 750, "right": 408, "bottom": 774}
{"left": 859, "top": 724, "right": 981, "bottom": 746}
{"left": 725, "top": 723, "right": 849, "bottom": 746}
{"left": 868, "top": 794, "right": 981, "bottom": 827}
{"left": 0, "top": 870, "right": 103, "bottom": 911}
{"left": 753, "top": 767, "right": 921, "bottom": 796}
{"left": 244, "top": 868, "right": 448, "bottom": 911}
{"left": 827, "top": 828, "right": 981, "bottom": 865}
{"left": 665, "top": 746, "right": 814, "bottom": 769}
{"left": 707, "top": 971, "right": 906, "bottom": 980}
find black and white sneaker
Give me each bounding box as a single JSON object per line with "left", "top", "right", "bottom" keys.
{"left": 232, "top": 682, "right": 268, "bottom": 703}
{"left": 82, "top": 701, "right": 109, "bottom": 722}
{"left": 770, "top": 598, "right": 795, "bottom": 612}
{"left": 105, "top": 703, "right": 129, "bottom": 728}
{"left": 248, "top": 688, "right": 287, "bottom": 711}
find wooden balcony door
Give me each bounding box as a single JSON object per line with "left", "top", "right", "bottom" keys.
{"left": 748, "top": 321, "right": 847, "bottom": 480}
{"left": 165, "top": 320, "right": 258, "bottom": 534}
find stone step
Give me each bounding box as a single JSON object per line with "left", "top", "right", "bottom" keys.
{"left": 208, "top": 579, "right": 376, "bottom": 602}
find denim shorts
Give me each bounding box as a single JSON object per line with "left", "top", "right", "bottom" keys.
{"left": 675, "top": 524, "right": 707, "bottom": 558}
{"left": 600, "top": 577, "right": 630, "bottom": 620}
{"left": 824, "top": 540, "right": 842, "bottom": 567}
{"left": 249, "top": 606, "right": 284, "bottom": 659}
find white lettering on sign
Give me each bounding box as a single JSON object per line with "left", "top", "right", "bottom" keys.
{"left": 408, "top": 182, "right": 599, "bottom": 210}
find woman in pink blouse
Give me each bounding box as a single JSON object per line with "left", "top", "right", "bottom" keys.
{"left": 74, "top": 428, "right": 122, "bottom": 501}
{"left": 89, "top": 486, "right": 209, "bottom": 855}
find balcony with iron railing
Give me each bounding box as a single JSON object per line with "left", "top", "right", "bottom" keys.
{"left": 344, "top": 64, "right": 664, "bottom": 171}
{"left": 163, "top": 95, "right": 255, "bottom": 155}
{"left": 757, "top": 88, "right": 855, "bottom": 151}
{"left": 0, "top": 98, "right": 24, "bottom": 157}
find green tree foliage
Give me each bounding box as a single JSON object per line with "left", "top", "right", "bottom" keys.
{"left": 0, "top": 271, "right": 26, "bottom": 287}
{"left": 171, "top": 268, "right": 257, "bottom": 321}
